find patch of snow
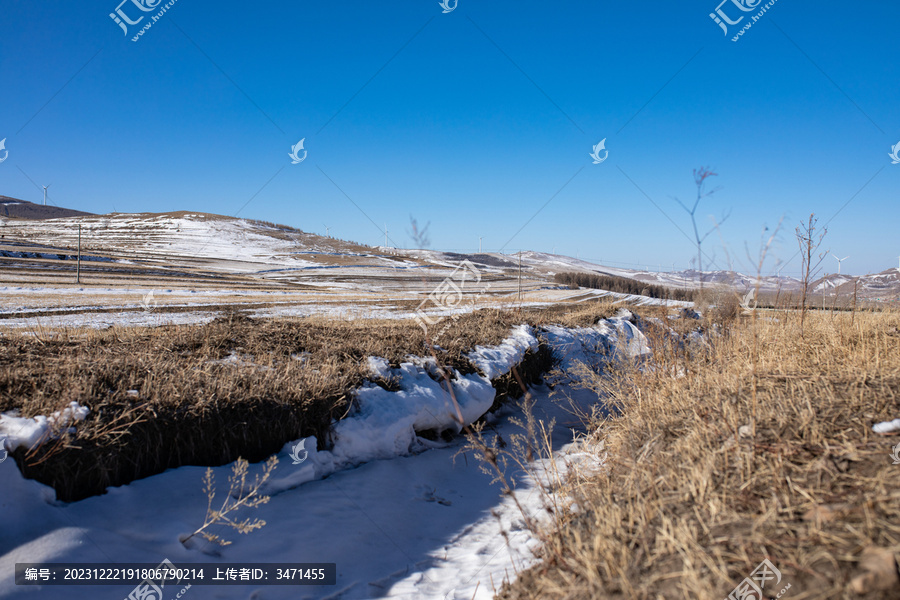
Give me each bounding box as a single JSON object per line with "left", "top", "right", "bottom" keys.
{"left": 367, "top": 356, "right": 392, "bottom": 379}
{"left": 467, "top": 324, "right": 539, "bottom": 379}
{"left": 873, "top": 418, "right": 900, "bottom": 434}
{"left": 541, "top": 310, "right": 650, "bottom": 370}
{"left": 0, "top": 401, "right": 90, "bottom": 453}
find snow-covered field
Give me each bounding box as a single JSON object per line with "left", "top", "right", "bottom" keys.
{"left": 0, "top": 313, "right": 649, "bottom": 600}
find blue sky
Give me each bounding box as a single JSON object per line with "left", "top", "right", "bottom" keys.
{"left": 1, "top": 1, "right": 897, "bottom": 276}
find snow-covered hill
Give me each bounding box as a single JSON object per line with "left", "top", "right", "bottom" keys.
{"left": 2, "top": 207, "right": 898, "bottom": 302}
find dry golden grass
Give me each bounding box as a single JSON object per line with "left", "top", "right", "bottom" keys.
{"left": 0, "top": 300, "right": 621, "bottom": 501}
{"left": 500, "top": 308, "right": 900, "bottom": 600}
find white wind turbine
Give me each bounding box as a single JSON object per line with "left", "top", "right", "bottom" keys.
{"left": 42, "top": 184, "right": 51, "bottom": 206}
{"left": 832, "top": 254, "right": 849, "bottom": 274}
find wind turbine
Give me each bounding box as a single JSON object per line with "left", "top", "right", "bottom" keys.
{"left": 323, "top": 224, "right": 330, "bottom": 238}
{"left": 832, "top": 254, "right": 849, "bottom": 274}
{"left": 42, "top": 184, "right": 51, "bottom": 206}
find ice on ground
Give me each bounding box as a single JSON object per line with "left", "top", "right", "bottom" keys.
{"left": 0, "top": 401, "right": 90, "bottom": 453}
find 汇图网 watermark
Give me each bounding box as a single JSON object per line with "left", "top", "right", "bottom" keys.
{"left": 889, "top": 142, "right": 900, "bottom": 165}
{"left": 290, "top": 439, "right": 308, "bottom": 465}
{"left": 415, "top": 260, "right": 490, "bottom": 340}
{"left": 124, "top": 558, "right": 191, "bottom": 600}
{"left": 141, "top": 290, "right": 158, "bottom": 312}
{"left": 726, "top": 558, "right": 791, "bottom": 600}
{"left": 589, "top": 139, "right": 608, "bottom": 164}
{"left": 289, "top": 139, "right": 307, "bottom": 165}
{"left": 740, "top": 288, "right": 758, "bottom": 313}
{"left": 109, "top": 0, "right": 181, "bottom": 43}
{"left": 709, "top": 0, "right": 780, "bottom": 42}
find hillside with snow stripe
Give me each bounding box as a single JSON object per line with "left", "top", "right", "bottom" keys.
{"left": 2, "top": 206, "right": 898, "bottom": 309}
{"left": 1, "top": 212, "right": 374, "bottom": 267}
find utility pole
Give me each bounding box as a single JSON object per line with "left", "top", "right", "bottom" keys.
{"left": 76, "top": 224, "right": 81, "bottom": 284}
{"left": 517, "top": 252, "right": 522, "bottom": 301}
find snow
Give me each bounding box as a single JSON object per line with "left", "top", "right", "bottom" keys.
{"left": 0, "top": 401, "right": 90, "bottom": 453}
{"left": 873, "top": 418, "right": 900, "bottom": 434}
{"left": 467, "top": 325, "right": 539, "bottom": 379}
{"left": 335, "top": 363, "right": 494, "bottom": 466}
{"left": 0, "top": 317, "right": 650, "bottom": 599}
{"left": 366, "top": 357, "right": 392, "bottom": 379}
{"left": 541, "top": 309, "right": 650, "bottom": 371}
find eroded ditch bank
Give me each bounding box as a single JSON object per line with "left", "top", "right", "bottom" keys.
{"left": 0, "top": 304, "right": 661, "bottom": 501}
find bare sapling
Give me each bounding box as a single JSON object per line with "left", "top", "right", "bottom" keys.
{"left": 673, "top": 167, "right": 729, "bottom": 290}
{"left": 744, "top": 218, "right": 783, "bottom": 436}
{"left": 795, "top": 213, "right": 828, "bottom": 335}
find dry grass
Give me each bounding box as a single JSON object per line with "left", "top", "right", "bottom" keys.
{"left": 500, "top": 308, "right": 900, "bottom": 600}
{"left": 0, "top": 300, "right": 622, "bottom": 501}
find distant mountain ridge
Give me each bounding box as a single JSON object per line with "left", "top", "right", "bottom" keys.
{"left": 0, "top": 195, "right": 94, "bottom": 220}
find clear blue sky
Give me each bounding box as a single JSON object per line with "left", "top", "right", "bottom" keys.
{"left": 1, "top": 1, "right": 897, "bottom": 276}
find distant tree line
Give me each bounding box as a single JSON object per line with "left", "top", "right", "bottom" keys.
{"left": 554, "top": 271, "right": 698, "bottom": 302}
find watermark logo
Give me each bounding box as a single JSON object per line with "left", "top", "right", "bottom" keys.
{"left": 141, "top": 290, "right": 158, "bottom": 312}
{"left": 740, "top": 288, "right": 758, "bottom": 312}
{"left": 290, "top": 439, "right": 309, "bottom": 465}
{"left": 0, "top": 436, "right": 8, "bottom": 464}
{"left": 710, "top": 0, "right": 760, "bottom": 34}
{"left": 289, "top": 139, "right": 307, "bottom": 164}
{"left": 726, "top": 558, "right": 791, "bottom": 600}
{"left": 110, "top": 0, "right": 180, "bottom": 42}
{"left": 710, "top": 0, "right": 777, "bottom": 41}
{"left": 0, "top": 138, "right": 8, "bottom": 164}
{"left": 125, "top": 558, "right": 190, "bottom": 600}
{"left": 415, "top": 260, "right": 489, "bottom": 339}
{"left": 439, "top": 0, "right": 457, "bottom": 13}
{"left": 889, "top": 141, "right": 900, "bottom": 165}
{"left": 890, "top": 442, "right": 900, "bottom": 465}
{"left": 589, "top": 138, "right": 608, "bottom": 164}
